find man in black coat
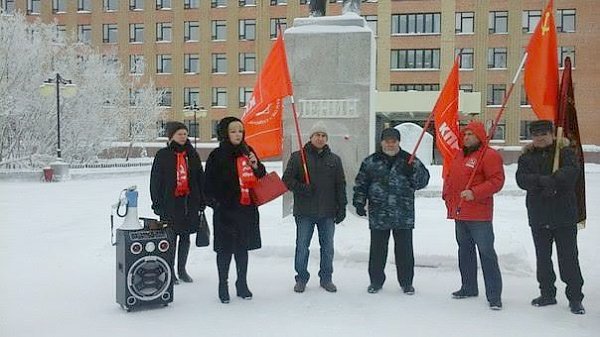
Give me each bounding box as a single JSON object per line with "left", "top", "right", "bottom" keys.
{"left": 516, "top": 120, "right": 585, "bottom": 315}
{"left": 283, "top": 121, "right": 347, "bottom": 293}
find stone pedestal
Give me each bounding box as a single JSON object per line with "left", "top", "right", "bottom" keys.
{"left": 397, "top": 123, "right": 434, "bottom": 165}
{"left": 283, "top": 14, "right": 376, "bottom": 215}
{"left": 50, "top": 160, "right": 70, "bottom": 181}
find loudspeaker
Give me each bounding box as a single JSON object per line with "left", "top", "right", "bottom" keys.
{"left": 115, "top": 226, "right": 175, "bottom": 311}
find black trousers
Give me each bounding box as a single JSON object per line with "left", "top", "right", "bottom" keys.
{"left": 531, "top": 225, "right": 584, "bottom": 302}
{"left": 368, "top": 228, "right": 414, "bottom": 288}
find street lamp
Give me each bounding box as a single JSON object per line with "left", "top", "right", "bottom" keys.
{"left": 183, "top": 101, "right": 207, "bottom": 149}
{"left": 40, "top": 73, "right": 77, "bottom": 159}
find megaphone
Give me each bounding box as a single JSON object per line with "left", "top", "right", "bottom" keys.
{"left": 113, "top": 186, "right": 143, "bottom": 230}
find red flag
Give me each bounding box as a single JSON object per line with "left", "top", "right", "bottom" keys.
{"left": 524, "top": 0, "right": 558, "bottom": 121}
{"left": 434, "top": 58, "right": 461, "bottom": 178}
{"left": 242, "top": 33, "right": 293, "bottom": 158}
{"left": 556, "top": 57, "right": 586, "bottom": 226}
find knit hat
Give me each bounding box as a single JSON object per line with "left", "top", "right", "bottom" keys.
{"left": 309, "top": 121, "right": 328, "bottom": 138}
{"left": 529, "top": 120, "right": 554, "bottom": 135}
{"left": 217, "top": 116, "right": 244, "bottom": 142}
{"left": 380, "top": 127, "right": 401, "bottom": 141}
{"left": 463, "top": 121, "right": 487, "bottom": 142}
{"left": 165, "top": 121, "right": 188, "bottom": 140}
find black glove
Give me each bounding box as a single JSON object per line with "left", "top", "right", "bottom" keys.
{"left": 355, "top": 205, "right": 367, "bottom": 217}
{"left": 297, "top": 183, "right": 315, "bottom": 196}
{"left": 152, "top": 204, "right": 161, "bottom": 216}
{"left": 334, "top": 208, "right": 346, "bottom": 224}
{"left": 539, "top": 175, "right": 557, "bottom": 197}
{"left": 206, "top": 198, "right": 220, "bottom": 209}
{"left": 199, "top": 204, "right": 206, "bottom": 212}
{"left": 402, "top": 162, "right": 415, "bottom": 177}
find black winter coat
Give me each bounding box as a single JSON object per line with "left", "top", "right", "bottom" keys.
{"left": 150, "top": 141, "right": 206, "bottom": 235}
{"left": 516, "top": 142, "right": 580, "bottom": 229}
{"left": 205, "top": 142, "right": 266, "bottom": 253}
{"left": 282, "top": 143, "right": 347, "bottom": 218}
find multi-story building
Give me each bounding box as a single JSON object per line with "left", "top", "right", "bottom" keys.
{"left": 5, "top": 0, "right": 600, "bottom": 145}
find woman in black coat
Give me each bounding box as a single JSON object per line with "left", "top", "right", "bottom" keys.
{"left": 205, "top": 117, "right": 266, "bottom": 303}
{"left": 150, "top": 122, "right": 206, "bottom": 284}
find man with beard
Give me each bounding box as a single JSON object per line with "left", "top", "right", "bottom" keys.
{"left": 353, "top": 127, "right": 430, "bottom": 295}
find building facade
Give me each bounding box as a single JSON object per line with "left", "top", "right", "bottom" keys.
{"left": 6, "top": 0, "right": 600, "bottom": 145}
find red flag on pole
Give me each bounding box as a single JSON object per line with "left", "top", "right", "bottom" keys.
{"left": 242, "top": 33, "right": 293, "bottom": 159}
{"left": 524, "top": 0, "right": 558, "bottom": 121}
{"left": 556, "top": 57, "right": 586, "bottom": 227}
{"left": 433, "top": 58, "right": 461, "bottom": 178}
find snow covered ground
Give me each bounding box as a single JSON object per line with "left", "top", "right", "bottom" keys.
{"left": 1, "top": 163, "right": 598, "bottom": 337}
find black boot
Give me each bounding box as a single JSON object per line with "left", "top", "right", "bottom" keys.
{"left": 177, "top": 235, "right": 193, "bottom": 283}
{"left": 235, "top": 250, "right": 252, "bottom": 299}
{"left": 217, "top": 252, "right": 232, "bottom": 303}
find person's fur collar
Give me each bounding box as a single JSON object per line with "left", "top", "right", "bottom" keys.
{"left": 522, "top": 137, "right": 570, "bottom": 154}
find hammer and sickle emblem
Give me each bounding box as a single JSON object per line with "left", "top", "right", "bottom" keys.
{"left": 541, "top": 12, "right": 550, "bottom": 35}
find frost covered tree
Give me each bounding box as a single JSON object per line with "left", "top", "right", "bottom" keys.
{"left": 0, "top": 13, "right": 163, "bottom": 168}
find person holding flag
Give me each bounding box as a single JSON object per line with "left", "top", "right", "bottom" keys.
{"left": 442, "top": 121, "right": 505, "bottom": 310}
{"left": 516, "top": 121, "right": 585, "bottom": 315}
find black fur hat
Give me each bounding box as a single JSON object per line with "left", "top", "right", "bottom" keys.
{"left": 165, "top": 121, "right": 188, "bottom": 140}
{"left": 217, "top": 116, "right": 244, "bottom": 142}
{"left": 529, "top": 120, "right": 554, "bottom": 135}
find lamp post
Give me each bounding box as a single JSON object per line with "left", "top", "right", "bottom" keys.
{"left": 40, "top": 73, "right": 76, "bottom": 159}
{"left": 183, "top": 101, "right": 207, "bottom": 148}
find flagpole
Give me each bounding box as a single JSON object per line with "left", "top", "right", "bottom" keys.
{"left": 408, "top": 111, "right": 435, "bottom": 165}
{"left": 290, "top": 96, "right": 311, "bottom": 185}
{"left": 456, "top": 52, "right": 528, "bottom": 215}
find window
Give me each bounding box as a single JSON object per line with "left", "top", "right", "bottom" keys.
{"left": 522, "top": 10, "right": 541, "bottom": 33}
{"left": 392, "top": 13, "right": 441, "bottom": 34}
{"left": 104, "top": 0, "right": 118, "bottom": 11}
{"left": 184, "top": 21, "right": 199, "bottom": 41}
{"left": 390, "top": 84, "right": 439, "bottom": 91}
{"left": 239, "top": 53, "right": 256, "bottom": 73}
{"left": 129, "top": 0, "right": 143, "bottom": 10}
{"left": 520, "top": 121, "right": 534, "bottom": 141}
{"left": 2, "top": 0, "right": 16, "bottom": 14}
{"left": 27, "top": 0, "right": 41, "bottom": 14}
{"left": 212, "top": 20, "right": 227, "bottom": 41}
{"left": 488, "top": 121, "right": 506, "bottom": 141}
{"left": 184, "top": 88, "right": 200, "bottom": 107}
{"left": 363, "top": 15, "right": 378, "bottom": 35}
{"left": 270, "top": 18, "right": 287, "bottom": 38}
{"left": 184, "top": 0, "right": 199, "bottom": 9}
{"left": 557, "top": 9, "right": 576, "bottom": 33}
{"left": 129, "top": 88, "right": 142, "bottom": 106}
{"left": 455, "top": 48, "right": 474, "bottom": 70}
{"left": 54, "top": 25, "right": 67, "bottom": 42}
{"left": 239, "top": 19, "right": 256, "bottom": 40}
{"left": 156, "top": 22, "right": 172, "bottom": 42}
{"left": 520, "top": 85, "right": 529, "bottom": 106}
{"left": 271, "top": 0, "right": 287, "bottom": 5}
{"left": 129, "top": 23, "right": 144, "bottom": 42}
{"left": 156, "top": 54, "right": 172, "bottom": 74}
{"left": 489, "top": 11, "right": 508, "bottom": 34}
{"left": 78, "top": 0, "right": 91, "bottom": 11}
{"left": 487, "top": 84, "right": 506, "bottom": 106}
{"left": 460, "top": 84, "right": 473, "bottom": 92}
{"left": 53, "top": 0, "right": 67, "bottom": 13}
{"left": 129, "top": 54, "right": 145, "bottom": 74}
{"left": 212, "top": 53, "right": 227, "bottom": 73}
{"left": 156, "top": 0, "right": 171, "bottom": 10}
{"left": 239, "top": 87, "right": 253, "bottom": 107}
{"left": 212, "top": 87, "right": 228, "bottom": 107}
{"left": 158, "top": 88, "right": 172, "bottom": 107}
{"left": 184, "top": 54, "right": 199, "bottom": 74}
{"left": 390, "top": 49, "right": 440, "bottom": 70}
{"left": 488, "top": 47, "right": 507, "bottom": 69}
{"left": 455, "top": 12, "right": 474, "bottom": 34}
{"left": 211, "top": 0, "right": 227, "bottom": 8}
{"left": 103, "top": 24, "right": 118, "bottom": 43}
{"left": 211, "top": 120, "right": 219, "bottom": 139}
{"left": 78, "top": 24, "right": 92, "bottom": 44}
{"left": 558, "top": 46, "right": 575, "bottom": 68}
{"left": 300, "top": 0, "right": 308, "bottom": 4}
{"left": 239, "top": 0, "right": 256, "bottom": 6}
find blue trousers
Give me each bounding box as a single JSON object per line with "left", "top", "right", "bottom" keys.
{"left": 294, "top": 216, "right": 335, "bottom": 283}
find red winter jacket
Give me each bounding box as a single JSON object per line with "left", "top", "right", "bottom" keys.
{"left": 442, "top": 122, "right": 505, "bottom": 221}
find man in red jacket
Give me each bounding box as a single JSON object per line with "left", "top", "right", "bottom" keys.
{"left": 442, "top": 121, "right": 505, "bottom": 310}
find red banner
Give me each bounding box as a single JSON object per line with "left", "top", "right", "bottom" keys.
{"left": 242, "top": 33, "right": 293, "bottom": 158}
{"left": 434, "top": 58, "right": 461, "bottom": 178}
{"left": 524, "top": 0, "right": 558, "bottom": 121}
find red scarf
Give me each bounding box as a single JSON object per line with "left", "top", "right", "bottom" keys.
{"left": 236, "top": 155, "right": 257, "bottom": 205}
{"left": 174, "top": 151, "right": 190, "bottom": 197}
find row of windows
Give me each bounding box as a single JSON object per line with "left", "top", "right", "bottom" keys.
{"left": 130, "top": 52, "right": 257, "bottom": 75}
{"left": 391, "top": 47, "right": 575, "bottom": 70}
{"left": 132, "top": 86, "right": 254, "bottom": 109}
